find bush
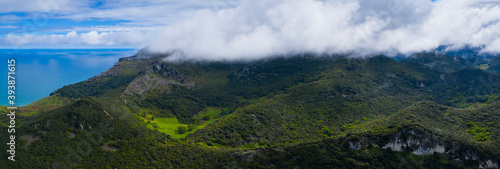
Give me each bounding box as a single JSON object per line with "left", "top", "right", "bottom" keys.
{"left": 177, "top": 126, "right": 187, "bottom": 134}
{"left": 203, "top": 115, "right": 211, "bottom": 121}
{"left": 187, "top": 125, "right": 197, "bottom": 131}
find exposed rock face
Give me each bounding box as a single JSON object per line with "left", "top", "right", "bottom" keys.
{"left": 101, "top": 140, "right": 119, "bottom": 151}
{"left": 124, "top": 61, "right": 194, "bottom": 95}
{"left": 234, "top": 150, "right": 260, "bottom": 163}
{"left": 346, "top": 127, "right": 499, "bottom": 168}
{"left": 147, "top": 62, "right": 187, "bottom": 83}
{"left": 481, "top": 160, "right": 499, "bottom": 169}
{"left": 124, "top": 75, "right": 190, "bottom": 95}
{"left": 381, "top": 129, "right": 445, "bottom": 155}
{"left": 234, "top": 65, "right": 257, "bottom": 80}
{"left": 69, "top": 132, "right": 76, "bottom": 138}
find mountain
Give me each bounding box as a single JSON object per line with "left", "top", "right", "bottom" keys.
{"left": 401, "top": 52, "right": 472, "bottom": 72}
{"left": 1, "top": 50, "right": 499, "bottom": 168}
{"left": 433, "top": 46, "right": 500, "bottom": 74}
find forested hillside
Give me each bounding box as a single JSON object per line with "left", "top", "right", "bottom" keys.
{"left": 1, "top": 50, "right": 499, "bottom": 168}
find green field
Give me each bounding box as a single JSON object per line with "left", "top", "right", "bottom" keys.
{"left": 143, "top": 107, "right": 224, "bottom": 139}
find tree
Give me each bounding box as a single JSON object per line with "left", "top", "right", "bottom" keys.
{"left": 203, "top": 115, "right": 211, "bottom": 121}
{"left": 187, "top": 125, "right": 196, "bottom": 131}
{"left": 177, "top": 126, "right": 186, "bottom": 134}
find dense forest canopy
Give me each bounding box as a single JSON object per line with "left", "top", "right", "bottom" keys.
{"left": 1, "top": 51, "right": 499, "bottom": 168}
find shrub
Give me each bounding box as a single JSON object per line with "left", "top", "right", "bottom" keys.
{"left": 177, "top": 126, "right": 187, "bottom": 134}
{"left": 203, "top": 115, "right": 211, "bottom": 121}
{"left": 187, "top": 125, "right": 197, "bottom": 131}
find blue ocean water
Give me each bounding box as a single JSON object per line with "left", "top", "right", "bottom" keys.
{"left": 0, "top": 49, "right": 138, "bottom": 106}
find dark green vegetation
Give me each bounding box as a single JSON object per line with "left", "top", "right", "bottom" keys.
{"left": 1, "top": 50, "right": 499, "bottom": 168}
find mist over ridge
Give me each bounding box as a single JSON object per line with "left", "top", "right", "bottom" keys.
{"left": 147, "top": 0, "right": 500, "bottom": 62}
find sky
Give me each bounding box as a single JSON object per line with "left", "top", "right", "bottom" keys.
{"left": 0, "top": 0, "right": 240, "bottom": 49}
{"left": 1, "top": 0, "right": 500, "bottom": 61}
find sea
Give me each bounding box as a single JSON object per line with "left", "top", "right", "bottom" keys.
{"left": 0, "top": 49, "right": 138, "bottom": 106}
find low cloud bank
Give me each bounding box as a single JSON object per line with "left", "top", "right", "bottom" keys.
{"left": 148, "top": 0, "right": 500, "bottom": 61}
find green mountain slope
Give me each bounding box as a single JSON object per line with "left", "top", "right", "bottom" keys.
{"left": 2, "top": 51, "right": 499, "bottom": 168}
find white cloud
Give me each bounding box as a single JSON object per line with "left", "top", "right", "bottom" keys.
{"left": 0, "top": 0, "right": 89, "bottom": 13}
{"left": 2, "top": 31, "right": 150, "bottom": 47}
{"left": 148, "top": 0, "right": 500, "bottom": 61}
{"left": 0, "top": 25, "right": 18, "bottom": 29}
{"left": 0, "top": 15, "right": 22, "bottom": 23}
{"left": 57, "top": 0, "right": 241, "bottom": 26}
